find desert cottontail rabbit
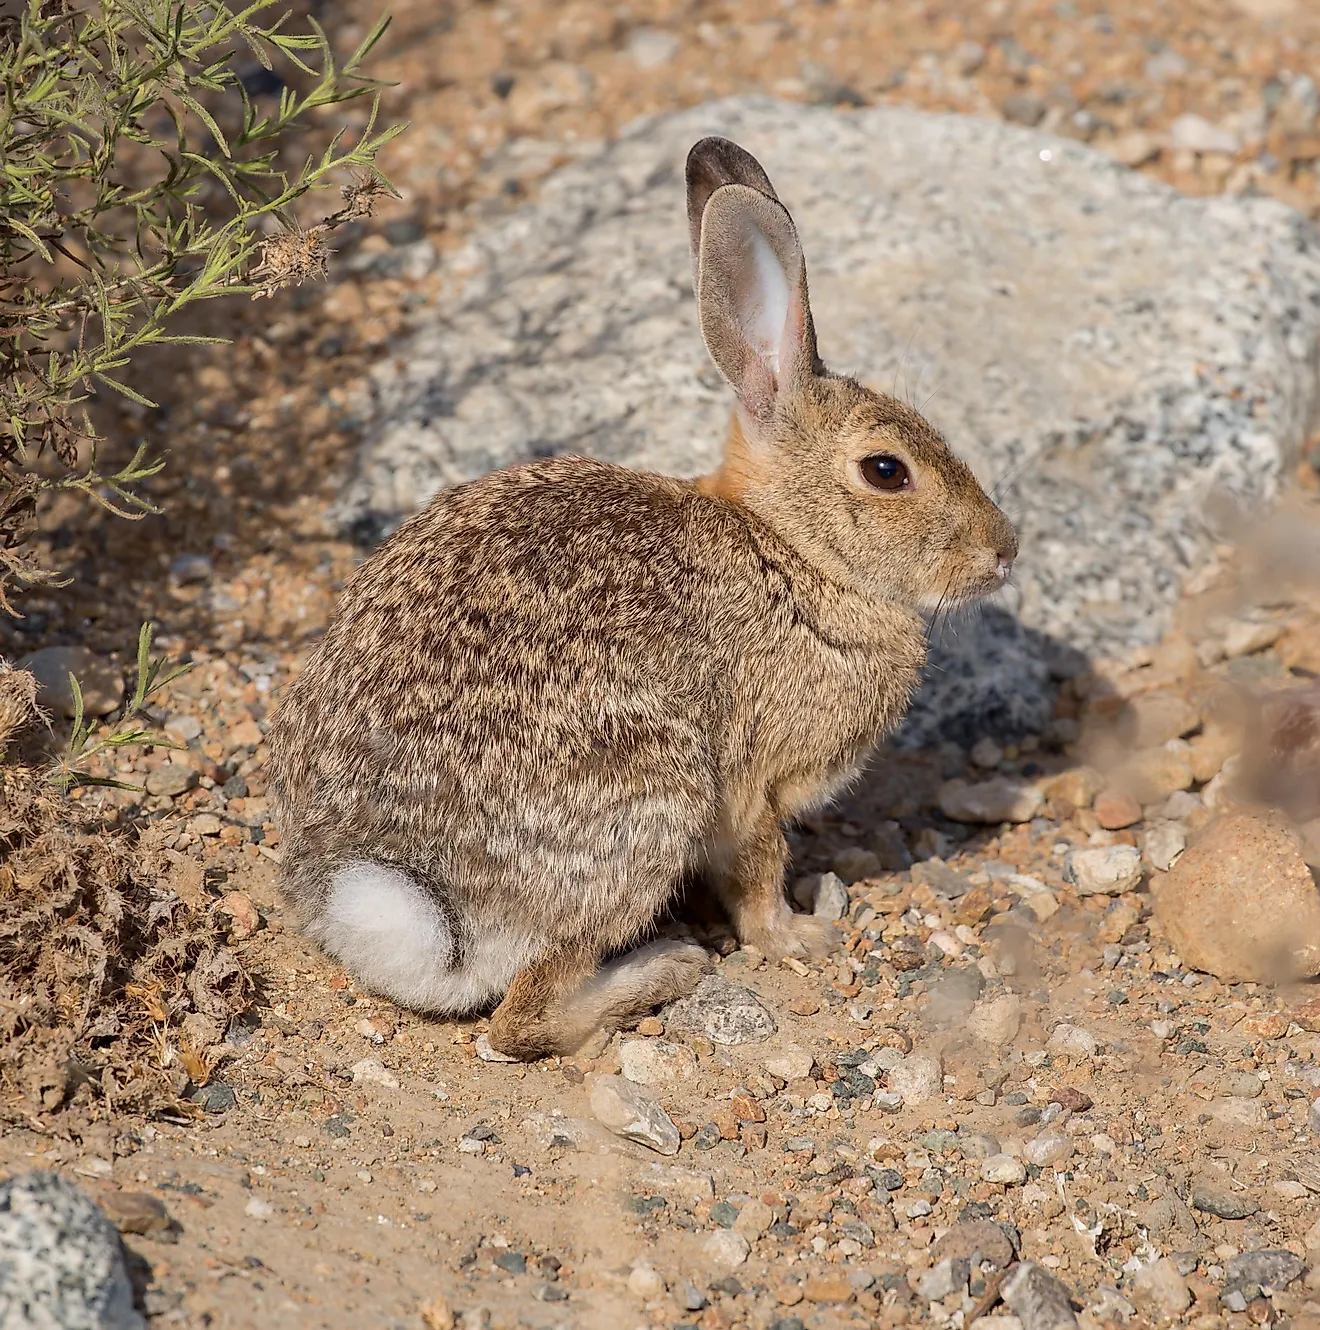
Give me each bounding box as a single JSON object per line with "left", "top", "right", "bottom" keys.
{"left": 267, "top": 136, "right": 1017, "bottom": 1059}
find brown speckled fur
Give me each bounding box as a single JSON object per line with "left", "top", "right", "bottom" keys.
{"left": 267, "top": 137, "right": 1017, "bottom": 1059}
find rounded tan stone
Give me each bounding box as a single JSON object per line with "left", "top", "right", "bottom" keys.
{"left": 1094, "top": 789, "right": 1142, "bottom": 830}
{"left": 1152, "top": 812, "right": 1320, "bottom": 982}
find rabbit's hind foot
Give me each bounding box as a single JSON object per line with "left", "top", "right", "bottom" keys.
{"left": 487, "top": 939, "right": 711, "bottom": 1062}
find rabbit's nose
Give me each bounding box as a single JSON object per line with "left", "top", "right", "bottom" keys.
{"left": 993, "top": 520, "right": 1019, "bottom": 571}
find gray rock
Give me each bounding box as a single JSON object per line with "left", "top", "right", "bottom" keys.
{"left": 0, "top": 1171, "right": 146, "bottom": 1330}
{"left": 662, "top": 976, "right": 776, "bottom": 1045}
{"left": 924, "top": 966, "right": 984, "bottom": 1025}
{"left": 1001, "top": 1261, "right": 1078, "bottom": 1330}
{"left": 981, "top": 1154, "right": 1027, "bottom": 1185}
{"left": 918, "top": 1256, "right": 970, "bottom": 1302}
{"left": 1047, "top": 1023, "right": 1099, "bottom": 1057}
{"left": 168, "top": 553, "right": 212, "bottom": 585}
{"left": 618, "top": 1038, "right": 697, "bottom": 1085}
{"left": 957, "top": 1131, "right": 1002, "bottom": 1161}
{"left": 887, "top": 1051, "right": 943, "bottom": 1105}
{"left": 1144, "top": 820, "right": 1188, "bottom": 873}
{"left": 188, "top": 1082, "right": 236, "bottom": 1114}
{"left": 626, "top": 26, "right": 681, "bottom": 69}
{"left": 19, "top": 646, "right": 123, "bottom": 719}
{"left": 1023, "top": 1131, "right": 1075, "bottom": 1167}
{"left": 910, "top": 859, "right": 975, "bottom": 899}
{"left": 828, "top": 850, "right": 879, "bottom": 886}
{"left": 702, "top": 1229, "right": 750, "bottom": 1268}
{"left": 474, "top": 1034, "right": 519, "bottom": 1063}
{"left": 939, "top": 777, "right": 1043, "bottom": 824}
{"left": 1189, "top": 1176, "right": 1258, "bottom": 1220}
{"left": 343, "top": 98, "right": 1320, "bottom": 743}
{"left": 145, "top": 762, "right": 198, "bottom": 799}
{"left": 1064, "top": 845, "right": 1143, "bottom": 896}
{"left": 588, "top": 1075, "right": 680, "bottom": 1154}
{"left": 812, "top": 871, "right": 849, "bottom": 920}
{"left": 164, "top": 714, "right": 203, "bottom": 743}
{"left": 1224, "top": 1250, "right": 1303, "bottom": 1290}
{"left": 763, "top": 1046, "right": 815, "bottom": 1081}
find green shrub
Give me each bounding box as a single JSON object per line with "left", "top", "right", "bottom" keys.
{"left": 0, "top": 0, "right": 406, "bottom": 612}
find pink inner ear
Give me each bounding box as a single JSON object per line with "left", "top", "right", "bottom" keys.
{"left": 733, "top": 227, "right": 793, "bottom": 375}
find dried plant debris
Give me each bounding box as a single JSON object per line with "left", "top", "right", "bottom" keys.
{"left": 0, "top": 753, "right": 251, "bottom": 1124}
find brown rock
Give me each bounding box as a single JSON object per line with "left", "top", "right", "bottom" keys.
{"left": 1291, "top": 997, "right": 1320, "bottom": 1032}
{"left": 100, "top": 1190, "right": 175, "bottom": 1239}
{"left": 714, "top": 1110, "right": 741, "bottom": 1141}
{"left": 421, "top": 1298, "right": 455, "bottom": 1330}
{"left": 1149, "top": 632, "right": 1200, "bottom": 684}
{"left": 1189, "top": 726, "right": 1239, "bottom": 784}
{"left": 740, "top": 1122, "right": 768, "bottom": 1150}
{"left": 931, "top": 1218, "right": 1016, "bottom": 1269}
{"left": 1050, "top": 1086, "right": 1094, "bottom": 1113}
{"left": 228, "top": 718, "right": 264, "bottom": 749}
{"left": 1152, "top": 812, "right": 1320, "bottom": 982}
{"left": 730, "top": 1090, "right": 766, "bottom": 1123}
{"left": 1240, "top": 1011, "right": 1289, "bottom": 1041}
{"left": 1094, "top": 789, "right": 1142, "bottom": 830}
{"left": 1123, "top": 691, "right": 1201, "bottom": 748}
{"left": 954, "top": 888, "right": 992, "bottom": 926}
{"left": 802, "top": 1274, "right": 855, "bottom": 1304}
{"left": 1118, "top": 746, "right": 1195, "bottom": 803}
{"left": 1045, "top": 767, "right": 1105, "bottom": 810}
{"left": 636, "top": 1017, "right": 664, "bottom": 1036}
{"left": 216, "top": 890, "right": 260, "bottom": 940}
{"left": 888, "top": 936, "right": 926, "bottom": 972}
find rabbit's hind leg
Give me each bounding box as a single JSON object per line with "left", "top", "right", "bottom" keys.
{"left": 488, "top": 939, "right": 711, "bottom": 1061}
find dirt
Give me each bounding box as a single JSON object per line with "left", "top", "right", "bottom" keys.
{"left": 4, "top": 0, "right": 1320, "bottom": 1327}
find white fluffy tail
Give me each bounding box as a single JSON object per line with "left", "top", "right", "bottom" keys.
{"left": 307, "top": 860, "right": 535, "bottom": 1014}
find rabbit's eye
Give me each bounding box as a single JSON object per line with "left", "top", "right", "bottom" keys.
{"left": 860, "top": 454, "right": 909, "bottom": 491}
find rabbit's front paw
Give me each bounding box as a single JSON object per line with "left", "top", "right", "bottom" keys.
{"left": 746, "top": 911, "right": 840, "bottom": 963}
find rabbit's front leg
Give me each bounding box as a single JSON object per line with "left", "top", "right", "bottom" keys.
{"left": 712, "top": 805, "right": 839, "bottom": 962}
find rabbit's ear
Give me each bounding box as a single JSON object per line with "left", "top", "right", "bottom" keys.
{"left": 696, "top": 182, "right": 820, "bottom": 429}
{"left": 685, "top": 137, "right": 779, "bottom": 290}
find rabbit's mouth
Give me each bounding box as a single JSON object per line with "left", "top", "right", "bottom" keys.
{"left": 919, "top": 554, "right": 1015, "bottom": 611}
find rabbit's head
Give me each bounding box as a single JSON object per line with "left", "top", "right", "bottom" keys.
{"left": 688, "top": 137, "right": 1017, "bottom": 613}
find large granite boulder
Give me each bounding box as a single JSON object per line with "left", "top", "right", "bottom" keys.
{"left": 0, "top": 1171, "right": 145, "bottom": 1330}
{"left": 341, "top": 98, "right": 1320, "bottom": 744}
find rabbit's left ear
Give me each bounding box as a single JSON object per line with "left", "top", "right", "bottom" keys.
{"left": 685, "top": 136, "right": 780, "bottom": 291}
{"left": 695, "top": 181, "right": 820, "bottom": 430}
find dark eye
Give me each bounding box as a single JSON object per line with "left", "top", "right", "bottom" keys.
{"left": 859, "top": 454, "right": 910, "bottom": 491}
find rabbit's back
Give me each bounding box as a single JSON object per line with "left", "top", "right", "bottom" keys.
{"left": 269, "top": 458, "right": 755, "bottom": 945}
